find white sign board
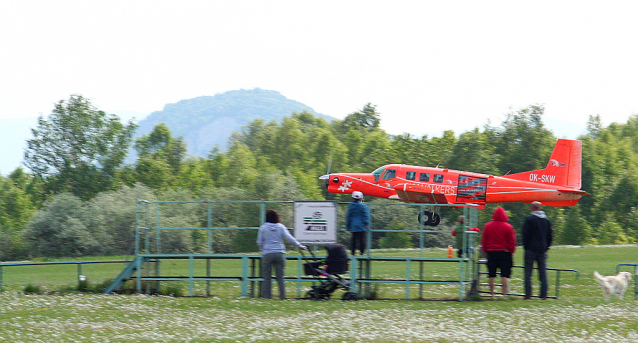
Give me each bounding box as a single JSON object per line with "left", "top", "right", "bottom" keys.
{"left": 293, "top": 201, "right": 338, "bottom": 245}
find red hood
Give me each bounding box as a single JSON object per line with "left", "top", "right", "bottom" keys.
{"left": 492, "top": 206, "right": 509, "bottom": 222}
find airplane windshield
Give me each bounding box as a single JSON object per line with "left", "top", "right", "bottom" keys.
{"left": 381, "top": 169, "right": 396, "bottom": 180}
{"left": 372, "top": 166, "right": 385, "bottom": 182}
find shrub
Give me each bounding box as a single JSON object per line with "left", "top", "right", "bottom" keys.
{"left": 23, "top": 284, "right": 42, "bottom": 294}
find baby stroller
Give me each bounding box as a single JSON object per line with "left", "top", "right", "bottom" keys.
{"left": 301, "top": 244, "right": 358, "bottom": 301}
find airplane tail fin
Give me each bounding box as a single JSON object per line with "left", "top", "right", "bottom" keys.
{"left": 505, "top": 139, "right": 583, "bottom": 190}
{"left": 544, "top": 139, "right": 582, "bottom": 189}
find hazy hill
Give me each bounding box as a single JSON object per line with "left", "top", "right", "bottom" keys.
{"left": 0, "top": 117, "right": 38, "bottom": 175}
{"left": 135, "top": 88, "right": 329, "bottom": 157}
{"left": 1, "top": 89, "right": 326, "bottom": 175}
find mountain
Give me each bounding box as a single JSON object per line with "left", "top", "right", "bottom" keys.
{"left": 0, "top": 89, "right": 328, "bottom": 176}
{"left": 134, "top": 88, "right": 329, "bottom": 157}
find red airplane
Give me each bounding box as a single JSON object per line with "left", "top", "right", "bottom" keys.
{"left": 320, "top": 139, "right": 589, "bottom": 225}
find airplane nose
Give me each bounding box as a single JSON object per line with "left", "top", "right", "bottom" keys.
{"left": 319, "top": 174, "right": 330, "bottom": 191}
{"left": 319, "top": 174, "right": 329, "bottom": 189}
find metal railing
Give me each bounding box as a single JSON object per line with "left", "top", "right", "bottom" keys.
{"left": 477, "top": 261, "right": 579, "bottom": 299}
{"left": 110, "top": 253, "right": 479, "bottom": 300}
{"left": 133, "top": 199, "right": 481, "bottom": 255}
{"left": 0, "top": 260, "right": 133, "bottom": 291}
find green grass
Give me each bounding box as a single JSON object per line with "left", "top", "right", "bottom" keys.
{"left": 1, "top": 246, "right": 637, "bottom": 342}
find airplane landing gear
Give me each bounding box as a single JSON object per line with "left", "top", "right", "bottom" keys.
{"left": 418, "top": 210, "right": 440, "bottom": 226}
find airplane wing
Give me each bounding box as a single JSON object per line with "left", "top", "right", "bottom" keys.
{"left": 392, "top": 183, "right": 452, "bottom": 204}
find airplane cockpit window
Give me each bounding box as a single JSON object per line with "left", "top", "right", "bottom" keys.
{"left": 406, "top": 171, "right": 416, "bottom": 180}
{"left": 419, "top": 173, "right": 430, "bottom": 182}
{"left": 434, "top": 174, "right": 444, "bottom": 183}
{"left": 372, "top": 166, "right": 386, "bottom": 182}
{"left": 381, "top": 169, "right": 396, "bottom": 180}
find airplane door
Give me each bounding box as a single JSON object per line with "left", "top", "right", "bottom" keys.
{"left": 456, "top": 175, "right": 487, "bottom": 203}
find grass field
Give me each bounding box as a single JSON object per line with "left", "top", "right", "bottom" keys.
{"left": 1, "top": 246, "right": 637, "bottom": 342}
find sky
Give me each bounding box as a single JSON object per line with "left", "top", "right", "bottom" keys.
{"left": 2, "top": 1, "right": 638, "bottom": 140}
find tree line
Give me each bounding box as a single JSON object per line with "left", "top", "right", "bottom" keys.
{"left": 1, "top": 95, "right": 637, "bottom": 260}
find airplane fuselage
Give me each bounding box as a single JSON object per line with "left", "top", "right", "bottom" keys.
{"left": 325, "top": 164, "right": 583, "bottom": 208}
{"left": 322, "top": 139, "right": 588, "bottom": 208}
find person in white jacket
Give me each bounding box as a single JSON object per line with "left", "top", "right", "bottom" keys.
{"left": 257, "top": 210, "right": 306, "bottom": 299}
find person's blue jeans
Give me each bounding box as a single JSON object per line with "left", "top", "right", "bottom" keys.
{"left": 261, "top": 252, "right": 286, "bottom": 299}
{"left": 524, "top": 250, "right": 548, "bottom": 298}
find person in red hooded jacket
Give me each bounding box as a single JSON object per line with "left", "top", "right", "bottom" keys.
{"left": 481, "top": 206, "right": 517, "bottom": 298}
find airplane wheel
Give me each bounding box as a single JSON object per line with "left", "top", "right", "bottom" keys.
{"left": 418, "top": 211, "right": 433, "bottom": 225}
{"left": 430, "top": 213, "right": 441, "bottom": 226}
{"left": 342, "top": 292, "right": 359, "bottom": 301}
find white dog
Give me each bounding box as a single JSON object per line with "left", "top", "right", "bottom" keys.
{"left": 593, "top": 271, "right": 632, "bottom": 301}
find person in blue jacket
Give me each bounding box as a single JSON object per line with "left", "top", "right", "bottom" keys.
{"left": 346, "top": 191, "right": 370, "bottom": 255}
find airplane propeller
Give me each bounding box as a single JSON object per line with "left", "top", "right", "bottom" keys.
{"left": 320, "top": 151, "right": 333, "bottom": 200}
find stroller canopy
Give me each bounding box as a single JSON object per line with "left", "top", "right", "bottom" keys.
{"left": 325, "top": 244, "right": 349, "bottom": 274}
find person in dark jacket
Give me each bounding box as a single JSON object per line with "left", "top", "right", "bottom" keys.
{"left": 481, "top": 206, "right": 517, "bottom": 298}
{"left": 346, "top": 191, "right": 370, "bottom": 256}
{"left": 522, "top": 201, "right": 553, "bottom": 299}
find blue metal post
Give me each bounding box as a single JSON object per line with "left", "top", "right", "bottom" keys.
{"left": 189, "top": 256, "right": 194, "bottom": 296}
{"left": 207, "top": 202, "right": 212, "bottom": 296}
{"left": 135, "top": 201, "right": 141, "bottom": 255}
{"left": 405, "top": 258, "right": 412, "bottom": 298}
{"left": 155, "top": 202, "right": 161, "bottom": 253}
{"left": 241, "top": 256, "right": 249, "bottom": 297}
{"left": 350, "top": 255, "right": 358, "bottom": 295}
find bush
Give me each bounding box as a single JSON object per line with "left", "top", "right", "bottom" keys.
{"left": 23, "top": 284, "right": 42, "bottom": 294}
{"left": 160, "top": 284, "right": 184, "bottom": 297}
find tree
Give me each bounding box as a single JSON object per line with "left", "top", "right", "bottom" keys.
{"left": 134, "top": 123, "right": 187, "bottom": 173}
{"left": 339, "top": 103, "right": 381, "bottom": 133}
{"left": 0, "top": 177, "right": 33, "bottom": 260}
{"left": 559, "top": 205, "right": 592, "bottom": 245}
{"left": 81, "top": 184, "right": 156, "bottom": 255}
{"left": 21, "top": 193, "right": 104, "bottom": 257}
{"left": 24, "top": 95, "right": 137, "bottom": 200}
{"left": 217, "top": 143, "right": 259, "bottom": 188}
{"left": 0, "top": 169, "right": 39, "bottom": 260}
{"left": 134, "top": 157, "right": 173, "bottom": 191}
{"left": 586, "top": 114, "right": 603, "bottom": 139}
{"left": 446, "top": 128, "right": 500, "bottom": 175}
{"left": 133, "top": 123, "right": 189, "bottom": 191}
{"left": 494, "top": 105, "right": 555, "bottom": 174}
{"left": 595, "top": 214, "right": 634, "bottom": 244}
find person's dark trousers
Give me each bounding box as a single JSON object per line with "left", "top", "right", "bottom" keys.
{"left": 261, "top": 252, "right": 286, "bottom": 299}
{"left": 524, "top": 250, "right": 548, "bottom": 298}
{"left": 351, "top": 231, "right": 365, "bottom": 255}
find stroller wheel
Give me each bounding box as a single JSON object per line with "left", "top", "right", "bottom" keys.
{"left": 305, "top": 289, "right": 324, "bottom": 301}
{"left": 342, "top": 292, "right": 358, "bottom": 301}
